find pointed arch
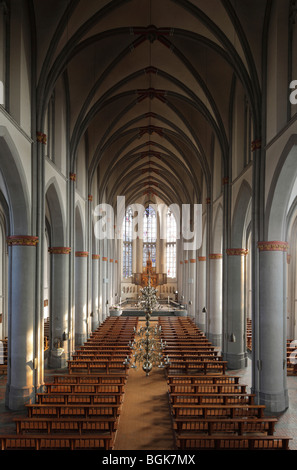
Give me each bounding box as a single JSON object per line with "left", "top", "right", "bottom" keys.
{"left": 231, "top": 179, "right": 252, "bottom": 247}
{"left": 266, "top": 135, "right": 297, "bottom": 241}
{"left": 0, "top": 126, "right": 30, "bottom": 234}
{"left": 212, "top": 203, "right": 223, "bottom": 253}
{"left": 45, "top": 178, "right": 66, "bottom": 246}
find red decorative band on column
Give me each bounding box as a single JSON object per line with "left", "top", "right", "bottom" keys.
{"left": 69, "top": 173, "right": 76, "bottom": 181}
{"left": 75, "top": 251, "right": 89, "bottom": 257}
{"left": 184, "top": 260, "right": 188, "bottom": 264}
{"left": 180, "top": 261, "right": 183, "bottom": 265}
{"left": 258, "top": 241, "right": 288, "bottom": 252}
{"left": 198, "top": 256, "right": 206, "bottom": 261}
{"left": 102, "top": 257, "right": 108, "bottom": 261}
{"left": 222, "top": 177, "right": 229, "bottom": 185}
{"left": 206, "top": 197, "right": 211, "bottom": 204}
{"left": 209, "top": 254, "right": 223, "bottom": 260}
{"left": 110, "top": 259, "right": 113, "bottom": 262}
{"left": 92, "top": 254, "right": 100, "bottom": 260}
{"left": 115, "top": 260, "right": 118, "bottom": 264}
{"left": 226, "top": 248, "right": 249, "bottom": 256}
{"left": 7, "top": 235, "right": 39, "bottom": 246}
{"left": 88, "top": 195, "right": 93, "bottom": 201}
{"left": 48, "top": 247, "right": 71, "bottom": 255}
{"left": 190, "top": 259, "right": 196, "bottom": 263}
{"left": 37, "top": 132, "right": 47, "bottom": 144}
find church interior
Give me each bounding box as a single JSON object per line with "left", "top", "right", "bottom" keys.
{"left": 0, "top": 0, "right": 297, "bottom": 453}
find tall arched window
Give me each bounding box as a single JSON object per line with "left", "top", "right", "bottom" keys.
{"left": 166, "top": 208, "right": 176, "bottom": 278}
{"left": 122, "top": 207, "right": 133, "bottom": 278}
{"left": 143, "top": 206, "right": 157, "bottom": 267}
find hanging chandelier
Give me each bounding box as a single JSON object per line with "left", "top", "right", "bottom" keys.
{"left": 124, "top": 274, "right": 170, "bottom": 375}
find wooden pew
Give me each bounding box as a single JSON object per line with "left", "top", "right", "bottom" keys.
{"left": 45, "top": 382, "right": 125, "bottom": 394}
{"left": 169, "top": 392, "right": 256, "bottom": 406}
{"left": 167, "top": 359, "right": 227, "bottom": 375}
{"left": 51, "top": 373, "right": 127, "bottom": 385}
{"left": 0, "top": 434, "right": 115, "bottom": 450}
{"left": 171, "top": 403, "right": 266, "bottom": 419}
{"left": 167, "top": 375, "right": 241, "bottom": 385}
{"left": 168, "top": 383, "right": 247, "bottom": 394}
{"left": 25, "top": 403, "right": 122, "bottom": 419}
{"left": 175, "top": 434, "right": 291, "bottom": 450}
{"left": 14, "top": 416, "right": 118, "bottom": 435}
{"left": 35, "top": 391, "right": 123, "bottom": 405}
{"left": 173, "top": 416, "right": 278, "bottom": 436}
{"left": 67, "top": 358, "right": 129, "bottom": 375}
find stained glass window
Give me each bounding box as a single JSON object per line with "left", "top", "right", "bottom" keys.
{"left": 122, "top": 207, "right": 133, "bottom": 277}
{"left": 143, "top": 206, "right": 157, "bottom": 267}
{"left": 166, "top": 209, "right": 176, "bottom": 278}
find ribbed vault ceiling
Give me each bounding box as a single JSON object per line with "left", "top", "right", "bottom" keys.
{"left": 33, "top": 0, "right": 266, "bottom": 208}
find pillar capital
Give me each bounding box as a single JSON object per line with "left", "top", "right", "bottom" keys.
{"left": 48, "top": 247, "right": 71, "bottom": 255}
{"left": 7, "top": 235, "right": 39, "bottom": 246}
{"left": 258, "top": 241, "right": 288, "bottom": 252}
{"left": 75, "top": 251, "right": 89, "bottom": 257}
{"left": 226, "top": 248, "right": 249, "bottom": 256}
{"left": 209, "top": 253, "right": 222, "bottom": 260}
{"left": 36, "top": 132, "right": 47, "bottom": 144}
{"left": 251, "top": 138, "right": 261, "bottom": 152}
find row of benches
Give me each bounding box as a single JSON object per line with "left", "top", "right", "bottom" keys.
{"left": 159, "top": 316, "right": 292, "bottom": 451}
{"left": 0, "top": 316, "right": 138, "bottom": 451}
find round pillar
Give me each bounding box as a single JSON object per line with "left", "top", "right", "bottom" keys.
{"left": 48, "top": 247, "right": 71, "bottom": 368}
{"left": 223, "top": 248, "right": 248, "bottom": 369}
{"left": 252, "top": 241, "right": 289, "bottom": 413}
{"left": 198, "top": 256, "right": 206, "bottom": 331}
{"left": 92, "top": 254, "right": 100, "bottom": 330}
{"left": 188, "top": 256, "right": 196, "bottom": 319}
{"left": 75, "top": 251, "right": 88, "bottom": 346}
{"left": 208, "top": 253, "right": 222, "bottom": 347}
{"left": 101, "top": 256, "right": 108, "bottom": 321}
{"left": 5, "top": 236, "right": 38, "bottom": 410}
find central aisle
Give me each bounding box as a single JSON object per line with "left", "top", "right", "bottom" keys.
{"left": 113, "top": 319, "right": 175, "bottom": 451}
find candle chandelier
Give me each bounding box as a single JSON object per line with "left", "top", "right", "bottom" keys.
{"left": 124, "top": 275, "right": 170, "bottom": 375}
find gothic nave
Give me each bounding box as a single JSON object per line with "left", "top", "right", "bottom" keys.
{"left": 0, "top": 0, "right": 297, "bottom": 456}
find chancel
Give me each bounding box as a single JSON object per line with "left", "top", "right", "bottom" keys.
{"left": 0, "top": 0, "right": 296, "bottom": 452}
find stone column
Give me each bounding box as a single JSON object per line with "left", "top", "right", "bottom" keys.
{"left": 198, "top": 256, "right": 206, "bottom": 331}
{"left": 109, "top": 257, "right": 114, "bottom": 306}
{"left": 208, "top": 253, "right": 222, "bottom": 347}
{"left": 182, "top": 249, "right": 188, "bottom": 306}
{"left": 92, "top": 254, "right": 100, "bottom": 330}
{"left": 98, "top": 254, "right": 103, "bottom": 325}
{"left": 47, "top": 247, "right": 71, "bottom": 368}
{"left": 223, "top": 248, "right": 248, "bottom": 369}
{"left": 178, "top": 259, "right": 183, "bottom": 301}
{"left": 252, "top": 241, "right": 289, "bottom": 413}
{"left": 5, "top": 235, "right": 38, "bottom": 410}
{"left": 188, "top": 255, "right": 196, "bottom": 320}
{"left": 75, "top": 251, "right": 88, "bottom": 347}
{"left": 101, "top": 256, "right": 108, "bottom": 321}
